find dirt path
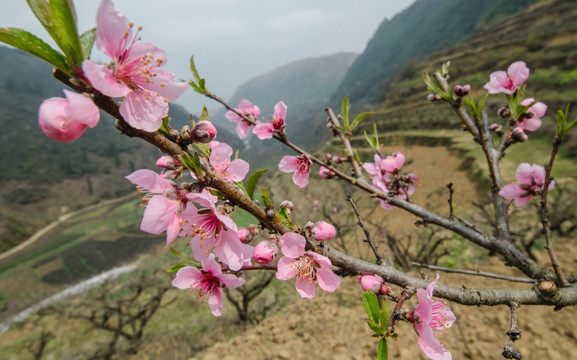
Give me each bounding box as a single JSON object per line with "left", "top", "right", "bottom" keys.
{"left": 0, "top": 193, "right": 135, "bottom": 262}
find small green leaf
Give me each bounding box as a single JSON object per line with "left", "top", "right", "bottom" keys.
{"left": 195, "top": 142, "right": 210, "bottom": 158}
{"left": 180, "top": 152, "right": 203, "bottom": 176}
{"left": 0, "top": 27, "right": 71, "bottom": 74}
{"left": 260, "top": 187, "right": 272, "bottom": 209}
{"left": 463, "top": 97, "right": 478, "bottom": 118}
{"left": 190, "top": 55, "right": 202, "bottom": 83}
{"left": 341, "top": 95, "right": 351, "bottom": 130}
{"left": 199, "top": 106, "right": 210, "bottom": 122}
{"left": 246, "top": 169, "right": 268, "bottom": 199}
{"left": 189, "top": 81, "right": 206, "bottom": 95}
{"left": 366, "top": 320, "right": 384, "bottom": 336}
{"left": 158, "top": 116, "right": 172, "bottom": 136}
{"left": 169, "top": 247, "right": 182, "bottom": 256}
{"left": 351, "top": 112, "right": 374, "bottom": 131}
{"left": 276, "top": 206, "right": 294, "bottom": 230}
{"left": 377, "top": 337, "right": 388, "bottom": 360}
{"left": 379, "top": 302, "right": 390, "bottom": 329}
{"left": 79, "top": 27, "right": 95, "bottom": 59}
{"left": 235, "top": 181, "right": 249, "bottom": 197}
{"left": 362, "top": 290, "right": 380, "bottom": 324}
{"left": 514, "top": 83, "right": 526, "bottom": 105}
{"left": 164, "top": 264, "right": 186, "bottom": 273}
{"left": 477, "top": 93, "right": 488, "bottom": 114}
{"left": 565, "top": 118, "right": 577, "bottom": 134}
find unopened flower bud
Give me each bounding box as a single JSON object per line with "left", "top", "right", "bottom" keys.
{"left": 253, "top": 240, "right": 279, "bottom": 264}
{"left": 160, "top": 169, "right": 180, "bottom": 180}
{"left": 359, "top": 274, "right": 390, "bottom": 295}
{"left": 511, "top": 127, "right": 528, "bottom": 142}
{"left": 332, "top": 156, "right": 344, "bottom": 164}
{"left": 427, "top": 93, "right": 441, "bottom": 102}
{"left": 325, "top": 153, "right": 333, "bottom": 161}
{"left": 191, "top": 121, "right": 217, "bottom": 143}
{"left": 311, "top": 221, "right": 336, "bottom": 241}
{"left": 498, "top": 107, "right": 511, "bottom": 119}
{"left": 488, "top": 123, "right": 503, "bottom": 135}
{"left": 156, "top": 156, "right": 180, "bottom": 169}
{"left": 453, "top": 84, "right": 470, "bottom": 97}
{"left": 319, "top": 166, "right": 335, "bottom": 179}
{"left": 280, "top": 200, "right": 294, "bottom": 213}
{"left": 238, "top": 227, "right": 254, "bottom": 243}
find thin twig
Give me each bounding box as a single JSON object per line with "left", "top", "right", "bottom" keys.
{"left": 447, "top": 183, "right": 455, "bottom": 220}
{"left": 501, "top": 302, "right": 522, "bottom": 360}
{"left": 347, "top": 193, "right": 385, "bottom": 265}
{"left": 325, "top": 107, "right": 365, "bottom": 179}
{"left": 540, "top": 135, "right": 568, "bottom": 286}
{"left": 412, "top": 262, "right": 537, "bottom": 283}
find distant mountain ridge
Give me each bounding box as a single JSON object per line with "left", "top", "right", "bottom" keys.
{"left": 212, "top": 52, "right": 358, "bottom": 165}
{"left": 332, "top": 0, "right": 538, "bottom": 107}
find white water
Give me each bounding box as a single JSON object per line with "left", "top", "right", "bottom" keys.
{"left": 0, "top": 264, "right": 136, "bottom": 332}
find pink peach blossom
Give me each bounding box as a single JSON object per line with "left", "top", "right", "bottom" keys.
{"left": 125, "top": 169, "right": 188, "bottom": 246}
{"left": 82, "top": 0, "right": 187, "bottom": 132}
{"left": 253, "top": 101, "right": 287, "bottom": 139}
{"left": 172, "top": 254, "right": 245, "bottom": 316}
{"left": 276, "top": 232, "right": 340, "bottom": 298}
{"left": 225, "top": 99, "right": 260, "bottom": 139}
{"left": 209, "top": 143, "right": 249, "bottom": 183}
{"left": 319, "top": 166, "right": 335, "bottom": 179}
{"left": 181, "top": 191, "right": 246, "bottom": 270}
{"left": 484, "top": 61, "right": 529, "bottom": 95}
{"left": 38, "top": 90, "right": 100, "bottom": 142}
{"left": 412, "top": 275, "right": 456, "bottom": 360}
{"left": 499, "top": 163, "right": 555, "bottom": 206}
{"left": 279, "top": 155, "right": 311, "bottom": 188}
{"left": 518, "top": 98, "right": 546, "bottom": 132}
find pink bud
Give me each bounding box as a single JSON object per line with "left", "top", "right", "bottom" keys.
{"left": 156, "top": 156, "right": 180, "bottom": 169}
{"left": 280, "top": 200, "right": 294, "bottom": 212}
{"left": 359, "top": 274, "right": 390, "bottom": 295}
{"left": 253, "top": 240, "right": 279, "bottom": 264}
{"left": 238, "top": 227, "right": 254, "bottom": 243}
{"left": 191, "top": 121, "right": 217, "bottom": 143}
{"left": 319, "top": 166, "right": 335, "bottom": 179}
{"left": 311, "top": 221, "right": 336, "bottom": 241}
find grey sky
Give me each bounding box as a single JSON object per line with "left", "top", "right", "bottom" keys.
{"left": 1, "top": 0, "right": 414, "bottom": 113}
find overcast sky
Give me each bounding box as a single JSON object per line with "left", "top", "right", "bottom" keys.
{"left": 1, "top": 0, "right": 414, "bottom": 113}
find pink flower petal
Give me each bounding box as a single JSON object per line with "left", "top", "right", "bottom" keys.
{"left": 279, "top": 232, "right": 306, "bottom": 258}
{"left": 125, "top": 169, "right": 173, "bottom": 193}
{"left": 316, "top": 266, "right": 341, "bottom": 293}
{"left": 508, "top": 61, "right": 530, "bottom": 87}
{"left": 82, "top": 60, "right": 129, "bottom": 97}
{"left": 276, "top": 256, "right": 297, "bottom": 280}
{"left": 208, "top": 287, "right": 223, "bottom": 316}
{"left": 171, "top": 266, "right": 200, "bottom": 289}
{"left": 279, "top": 156, "right": 299, "bottom": 172}
{"left": 120, "top": 90, "right": 168, "bottom": 132}
{"left": 295, "top": 277, "right": 316, "bottom": 299}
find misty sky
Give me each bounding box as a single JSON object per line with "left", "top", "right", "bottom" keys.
{"left": 1, "top": 0, "right": 414, "bottom": 114}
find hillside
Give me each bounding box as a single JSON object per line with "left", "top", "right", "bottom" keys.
{"left": 0, "top": 47, "right": 240, "bottom": 252}
{"left": 362, "top": 0, "right": 577, "bottom": 156}
{"left": 331, "top": 0, "right": 538, "bottom": 107}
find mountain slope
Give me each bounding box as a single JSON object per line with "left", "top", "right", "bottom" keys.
{"left": 332, "top": 0, "right": 538, "bottom": 107}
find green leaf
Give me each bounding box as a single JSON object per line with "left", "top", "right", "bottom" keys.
{"left": 158, "top": 116, "right": 172, "bottom": 137}
{"left": 565, "top": 118, "right": 577, "bottom": 134}
{"left": 199, "top": 106, "right": 210, "bottom": 122}
{"left": 341, "top": 95, "right": 351, "bottom": 130}
{"left": 246, "top": 169, "right": 268, "bottom": 199}
{"left": 195, "top": 142, "right": 210, "bottom": 158}
{"left": 190, "top": 55, "right": 202, "bottom": 83}
{"left": 169, "top": 247, "right": 182, "bottom": 256}
{"left": 79, "top": 27, "right": 95, "bottom": 59}
{"left": 514, "top": 83, "right": 526, "bottom": 105}
{"left": 477, "top": 93, "right": 488, "bottom": 114}
{"left": 0, "top": 27, "right": 71, "bottom": 74}
{"left": 379, "top": 302, "right": 390, "bottom": 329}
{"left": 260, "top": 187, "right": 272, "bottom": 209}
{"left": 463, "top": 97, "right": 478, "bottom": 118}
{"left": 27, "top": 0, "right": 83, "bottom": 66}
{"left": 180, "top": 152, "right": 203, "bottom": 176}
{"left": 362, "top": 290, "right": 380, "bottom": 324}
{"left": 351, "top": 111, "right": 374, "bottom": 131}
{"left": 276, "top": 206, "right": 294, "bottom": 230}
{"left": 189, "top": 81, "right": 206, "bottom": 95}
{"left": 377, "top": 337, "right": 388, "bottom": 360}
{"left": 235, "top": 181, "right": 249, "bottom": 197}
{"left": 164, "top": 264, "right": 186, "bottom": 273}
{"left": 366, "top": 320, "right": 384, "bottom": 336}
